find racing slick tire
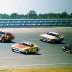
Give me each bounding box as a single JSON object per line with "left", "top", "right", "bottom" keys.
{"left": 62, "top": 49, "right": 66, "bottom": 52}
{"left": 70, "top": 50, "right": 72, "bottom": 54}
{"left": 40, "top": 39, "right": 42, "bottom": 41}
{"left": 35, "top": 49, "right": 39, "bottom": 54}
{"left": 14, "top": 48, "right": 20, "bottom": 53}
{"left": 1, "top": 39, "right": 5, "bottom": 43}
{"left": 12, "top": 49, "right": 14, "bottom": 52}
{"left": 25, "top": 49, "right": 29, "bottom": 54}
{"left": 45, "top": 39, "right": 49, "bottom": 43}
{"left": 51, "top": 40, "right": 55, "bottom": 44}
{"left": 42, "top": 38, "right": 46, "bottom": 42}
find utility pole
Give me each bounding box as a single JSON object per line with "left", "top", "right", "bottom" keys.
{"left": 28, "top": 13, "right": 29, "bottom": 19}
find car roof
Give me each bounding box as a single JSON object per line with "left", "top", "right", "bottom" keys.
{"left": 21, "top": 41, "right": 33, "bottom": 45}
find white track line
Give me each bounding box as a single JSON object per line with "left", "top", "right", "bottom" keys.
{"left": 0, "top": 63, "right": 72, "bottom": 68}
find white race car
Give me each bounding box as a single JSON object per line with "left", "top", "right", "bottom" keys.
{"left": 40, "top": 32, "right": 64, "bottom": 43}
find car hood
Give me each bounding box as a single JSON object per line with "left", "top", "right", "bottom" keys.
{"left": 11, "top": 44, "right": 29, "bottom": 49}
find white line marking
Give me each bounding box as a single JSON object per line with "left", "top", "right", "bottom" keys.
{"left": 0, "top": 63, "right": 72, "bottom": 68}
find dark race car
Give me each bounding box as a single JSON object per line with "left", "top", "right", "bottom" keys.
{"left": 62, "top": 44, "right": 72, "bottom": 53}
{"left": 0, "top": 31, "right": 15, "bottom": 42}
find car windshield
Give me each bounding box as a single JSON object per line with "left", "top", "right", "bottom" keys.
{"left": 47, "top": 32, "right": 60, "bottom": 37}
{"left": 0, "top": 32, "right": 5, "bottom": 35}
{"left": 0, "top": 32, "right": 5, "bottom": 36}
{"left": 23, "top": 43, "right": 30, "bottom": 46}
{"left": 20, "top": 42, "right": 34, "bottom": 47}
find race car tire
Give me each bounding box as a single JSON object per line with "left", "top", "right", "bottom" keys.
{"left": 8, "top": 40, "right": 11, "bottom": 42}
{"left": 45, "top": 39, "right": 49, "bottom": 43}
{"left": 1, "top": 39, "right": 5, "bottom": 43}
{"left": 40, "top": 39, "right": 42, "bottom": 41}
{"left": 35, "top": 49, "right": 39, "bottom": 54}
{"left": 62, "top": 49, "right": 66, "bottom": 52}
{"left": 12, "top": 49, "right": 14, "bottom": 52}
{"left": 70, "top": 50, "right": 72, "bottom": 54}
{"left": 65, "top": 49, "right": 70, "bottom": 53}
{"left": 25, "top": 49, "right": 29, "bottom": 54}
{"left": 14, "top": 48, "right": 20, "bottom": 53}
{"left": 51, "top": 40, "right": 55, "bottom": 43}
{"left": 43, "top": 38, "right": 46, "bottom": 42}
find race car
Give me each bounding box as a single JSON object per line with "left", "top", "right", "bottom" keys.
{"left": 62, "top": 44, "right": 72, "bottom": 53}
{"left": 0, "top": 31, "right": 15, "bottom": 42}
{"left": 40, "top": 32, "right": 64, "bottom": 43}
{"left": 11, "top": 41, "right": 39, "bottom": 54}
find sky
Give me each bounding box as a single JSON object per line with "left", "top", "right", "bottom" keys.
{"left": 0, "top": 0, "right": 72, "bottom": 14}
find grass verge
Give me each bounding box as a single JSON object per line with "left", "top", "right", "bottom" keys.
{"left": 0, "top": 67, "right": 72, "bottom": 72}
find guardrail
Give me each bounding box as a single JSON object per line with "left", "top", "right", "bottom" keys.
{"left": 0, "top": 19, "right": 72, "bottom": 28}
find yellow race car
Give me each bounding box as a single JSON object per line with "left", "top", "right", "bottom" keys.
{"left": 11, "top": 41, "right": 39, "bottom": 54}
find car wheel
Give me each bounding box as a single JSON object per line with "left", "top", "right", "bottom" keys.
{"left": 45, "top": 39, "right": 49, "bottom": 43}
{"left": 12, "top": 49, "right": 14, "bottom": 52}
{"left": 1, "top": 39, "right": 5, "bottom": 43}
{"left": 70, "top": 50, "right": 72, "bottom": 54}
{"left": 62, "top": 49, "right": 66, "bottom": 52}
{"left": 40, "top": 38, "right": 42, "bottom": 41}
{"left": 25, "top": 49, "right": 29, "bottom": 54}
{"left": 65, "top": 49, "right": 70, "bottom": 53}
{"left": 35, "top": 49, "right": 39, "bottom": 54}
{"left": 43, "top": 38, "right": 46, "bottom": 42}
{"left": 8, "top": 40, "right": 11, "bottom": 42}
{"left": 51, "top": 40, "right": 55, "bottom": 43}
{"left": 14, "top": 48, "right": 20, "bottom": 53}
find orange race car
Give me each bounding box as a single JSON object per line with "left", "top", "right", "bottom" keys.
{"left": 40, "top": 32, "right": 64, "bottom": 43}
{"left": 0, "top": 31, "right": 15, "bottom": 42}
{"left": 11, "top": 41, "right": 39, "bottom": 54}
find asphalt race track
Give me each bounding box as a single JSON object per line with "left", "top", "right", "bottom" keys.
{"left": 0, "top": 27, "right": 72, "bottom": 69}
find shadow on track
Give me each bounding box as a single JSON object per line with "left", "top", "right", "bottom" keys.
{"left": 40, "top": 40, "right": 65, "bottom": 44}
{"left": 50, "top": 41, "right": 66, "bottom": 44}
{"left": 21, "top": 52, "right": 42, "bottom": 55}
{"left": 0, "top": 41, "right": 16, "bottom": 43}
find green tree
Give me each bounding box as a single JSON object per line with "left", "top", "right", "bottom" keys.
{"left": 10, "top": 13, "right": 18, "bottom": 19}
{"left": 70, "top": 13, "right": 72, "bottom": 18}
{"left": 60, "top": 12, "right": 68, "bottom": 18}
{"left": 38, "top": 14, "right": 48, "bottom": 19}
{"left": 27, "top": 10, "right": 37, "bottom": 19}
{"left": 18, "top": 14, "right": 25, "bottom": 19}
{"left": 0, "top": 14, "right": 9, "bottom": 19}
{"left": 47, "top": 13, "right": 55, "bottom": 18}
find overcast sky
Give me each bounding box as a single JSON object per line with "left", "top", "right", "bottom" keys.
{"left": 0, "top": 0, "right": 72, "bottom": 14}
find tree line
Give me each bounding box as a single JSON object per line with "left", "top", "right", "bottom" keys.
{"left": 0, "top": 10, "right": 72, "bottom": 19}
